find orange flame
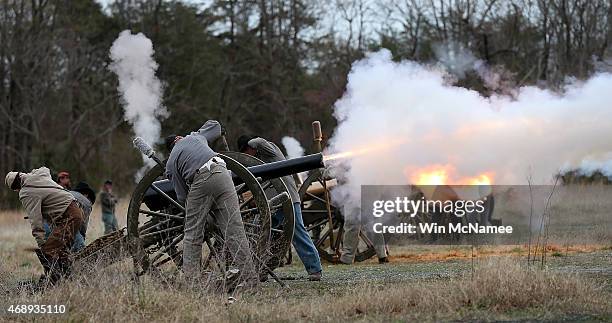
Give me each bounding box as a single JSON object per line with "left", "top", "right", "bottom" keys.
{"left": 414, "top": 168, "right": 449, "bottom": 185}
{"left": 408, "top": 164, "right": 494, "bottom": 185}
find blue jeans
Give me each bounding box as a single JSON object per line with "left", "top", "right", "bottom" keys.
{"left": 102, "top": 212, "right": 118, "bottom": 234}
{"left": 43, "top": 221, "right": 85, "bottom": 253}
{"left": 273, "top": 202, "right": 322, "bottom": 274}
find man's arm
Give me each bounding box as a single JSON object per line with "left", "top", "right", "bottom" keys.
{"left": 248, "top": 137, "right": 283, "bottom": 160}
{"left": 20, "top": 194, "right": 46, "bottom": 246}
{"left": 194, "top": 120, "right": 222, "bottom": 143}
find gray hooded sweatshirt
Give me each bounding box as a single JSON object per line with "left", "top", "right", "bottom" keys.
{"left": 165, "top": 120, "right": 222, "bottom": 204}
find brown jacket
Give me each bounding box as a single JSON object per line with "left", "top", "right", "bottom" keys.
{"left": 19, "top": 167, "right": 74, "bottom": 246}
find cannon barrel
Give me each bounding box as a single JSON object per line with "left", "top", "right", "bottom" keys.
{"left": 143, "top": 153, "right": 324, "bottom": 210}
{"left": 240, "top": 153, "right": 323, "bottom": 183}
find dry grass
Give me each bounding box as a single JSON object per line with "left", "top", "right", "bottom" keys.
{"left": 387, "top": 244, "right": 609, "bottom": 262}
{"left": 1, "top": 257, "right": 609, "bottom": 322}
{"left": 1, "top": 195, "right": 611, "bottom": 322}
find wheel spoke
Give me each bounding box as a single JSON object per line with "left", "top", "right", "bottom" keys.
{"left": 152, "top": 250, "right": 182, "bottom": 268}
{"left": 139, "top": 219, "right": 172, "bottom": 234}
{"left": 150, "top": 233, "right": 184, "bottom": 264}
{"left": 314, "top": 227, "right": 332, "bottom": 249}
{"left": 241, "top": 206, "right": 258, "bottom": 214}
{"left": 234, "top": 183, "right": 247, "bottom": 194}
{"left": 151, "top": 183, "right": 185, "bottom": 212}
{"left": 306, "top": 192, "right": 327, "bottom": 204}
{"left": 305, "top": 218, "right": 329, "bottom": 232}
{"left": 359, "top": 231, "right": 375, "bottom": 249}
{"left": 140, "top": 208, "right": 184, "bottom": 220}
{"left": 140, "top": 225, "right": 184, "bottom": 238}
{"left": 261, "top": 181, "right": 272, "bottom": 190}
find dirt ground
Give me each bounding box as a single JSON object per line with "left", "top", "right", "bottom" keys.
{"left": 0, "top": 201, "right": 611, "bottom": 322}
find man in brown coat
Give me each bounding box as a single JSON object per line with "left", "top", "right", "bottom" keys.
{"left": 5, "top": 167, "right": 84, "bottom": 284}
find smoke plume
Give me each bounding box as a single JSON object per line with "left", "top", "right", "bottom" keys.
{"left": 327, "top": 49, "right": 612, "bottom": 210}
{"left": 109, "top": 30, "right": 167, "bottom": 179}
{"left": 282, "top": 136, "right": 307, "bottom": 182}
{"left": 281, "top": 136, "right": 305, "bottom": 159}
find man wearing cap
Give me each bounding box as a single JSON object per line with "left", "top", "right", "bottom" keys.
{"left": 99, "top": 180, "right": 118, "bottom": 234}
{"left": 165, "top": 120, "right": 256, "bottom": 284}
{"left": 237, "top": 135, "right": 323, "bottom": 281}
{"left": 5, "top": 167, "right": 84, "bottom": 284}
{"left": 57, "top": 171, "right": 71, "bottom": 190}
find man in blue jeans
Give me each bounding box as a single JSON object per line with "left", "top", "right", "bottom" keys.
{"left": 238, "top": 135, "right": 323, "bottom": 281}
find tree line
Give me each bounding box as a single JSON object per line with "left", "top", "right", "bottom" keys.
{"left": 1, "top": 0, "right": 610, "bottom": 207}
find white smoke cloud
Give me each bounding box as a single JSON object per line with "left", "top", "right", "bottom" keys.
{"left": 434, "top": 42, "right": 513, "bottom": 94}
{"left": 109, "top": 30, "right": 168, "bottom": 180}
{"left": 282, "top": 136, "right": 307, "bottom": 182}
{"left": 281, "top": 136, "right": 305, "bottom": 159}
{"left": 327, "top": 49, "right": 612, "bottom": 210}
{"left": 572, "top": 153, "right": 612, "bottom": 177}
{"left": 433, "top": 42, "right": 478, "bottom": 79}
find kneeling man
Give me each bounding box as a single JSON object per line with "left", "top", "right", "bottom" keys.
{"left": 5, "top": 167, "right": 84, "bottom": 284}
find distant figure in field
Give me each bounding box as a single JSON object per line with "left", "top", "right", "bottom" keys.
{"left": 99, "top": 180, "right": 118, "bottom": 234}
{"left": 5, "top": 167, "right": 84, "bottom": 284}
{"left": 56, "top": 171, "right": 72, "bottom": 190}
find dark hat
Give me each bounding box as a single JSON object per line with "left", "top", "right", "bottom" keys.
{"left": 74, "top": 181, "right": 96, "bottom": 204}
{"left": 237, "top": 135, "right": 256, "bottom": 153}
{"left": 104, "top": 179, "right": 113, "bottom": 185}
{"left": 165, "top": 134, "right": 179, "bottom": 152}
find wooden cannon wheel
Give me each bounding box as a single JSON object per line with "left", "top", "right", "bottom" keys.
{"left": 126, "top": 154, "right": 272, "bottom": 276}
{"left": 299, "top": 168, "right": 376, "bottom": 263}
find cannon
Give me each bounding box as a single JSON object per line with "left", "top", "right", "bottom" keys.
{"left": 72, "top": 145, "right": 324, "bottom": 277}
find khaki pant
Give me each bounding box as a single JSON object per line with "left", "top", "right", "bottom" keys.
{"left": 340, "top": 206, "right": 386, "bottom": 263}
{"left": 182, "top": 161, "right": 255, "bottom": 281}
{"left": 41, "top": 201, "right": 84, "bottom": 260}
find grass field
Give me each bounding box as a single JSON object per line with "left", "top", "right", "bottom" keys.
{"left": 1, "top": 198, "right": 611, "bottom": 322}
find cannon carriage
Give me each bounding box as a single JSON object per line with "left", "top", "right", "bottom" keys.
{"left": 73, "top": 146, "right": 324, "bottom": 279}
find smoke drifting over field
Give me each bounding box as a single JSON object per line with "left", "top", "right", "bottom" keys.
{"left": 327, "top": 49, "right": 612, "bottom": 210}
{"left": 109, "top": 30, "right": 167, "bottom": 178}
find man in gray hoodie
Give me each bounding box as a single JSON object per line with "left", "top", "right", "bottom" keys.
{"left": 165, "top": 120, "right": 255, "bottom": 284}
{"left": 5, "top": 167, "right": 84, "bottom": 284}
{"left": 238, "top": 135, "right": 323, "bottom": 281}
